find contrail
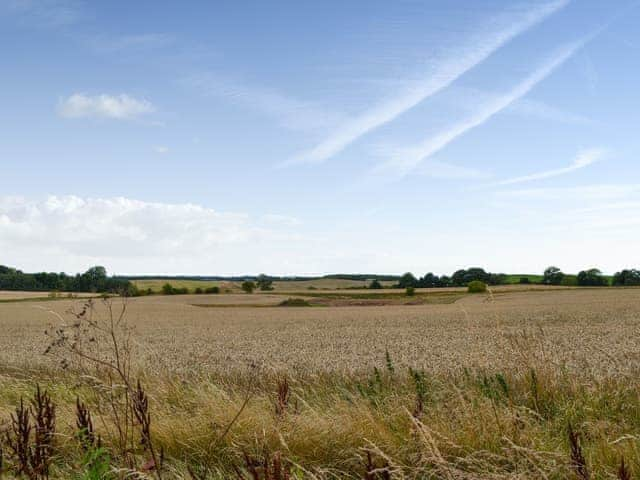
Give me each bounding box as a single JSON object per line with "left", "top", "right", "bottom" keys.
{"left": 493, "top": 148, "right": 606, "bottom": 186}
{"left": 372, "top": 39, "right": 587, "bottom": 178}
{"left": 283, "top": 0, "right": 570, "bottom": 166}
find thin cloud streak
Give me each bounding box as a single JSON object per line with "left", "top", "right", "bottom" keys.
{"left": 1, "top": 0, "right": 83, "bottom": 28}
{"left": 285, "top": 0, "right": 570, "bottom": 166}
{"left": 493, "top": 148, "right": 606, "bottom": 186}
{"left": 83, "top": 33, "right": 175, "bottom": 54}
{"left": 183, "top": 74, "right": 345, "bottom": 132}
{"left": 496, "top": 184, "right": 640, "bottom": 201}
{"left": 373, "top": 39, "right": 586, "bottom": 179}
{"left": 439, "top": 86, "right": 594, "bottom": 126}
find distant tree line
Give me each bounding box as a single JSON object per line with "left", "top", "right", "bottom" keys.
{"left": 612, "top": 269, "right": 640, "bottom": 286}
{"left": 542, "top": 266, "right": 640, "bottom": 287}
{"left": 379, "top": 266, "right": 640, "bottom": 289}
{"left": 391, "top": 268, "right": 507, "bottom": 289}
{"left": 542, "top": 266, "right": 611, "bottom": 286}
{"left": 0, "top": 265, "right": 134, "bottom": 294}
{"left": 3, "top": 263, "right": 639, "bottom": 296}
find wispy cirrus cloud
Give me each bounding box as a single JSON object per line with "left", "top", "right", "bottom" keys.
{"left": 82, "top": 33, "right": 175, "bottom": 54}
{"left": 285, "top": 0, "right": 570, "bottom": 166}
{"left": 512, "top": 97, "right": 593, "bottom": 125}
{"left": 1, "top": 0, "right": 83, "bottom": 28}
{"left": 492, "top": 148, "right": 606, "bottom": 186}
{"left": 372, "top": 39, "right": 586, "bottom": 179}
{"left": 182, "top": 74, "right": 345, "bottom": 132}
{"left": 416, "top": 160, "right": 490, "bottom": 180}
{"left": 368, "top": 142, "right": 489, "bottom": 180}
{"left": 496, "top": 184, "right": 640, "bottom": 201}
{"left": 58, "top": 93, "right": 155, "bottom": 120}
{"left": 439, "top": 86, "right": 594, "bottom": 126}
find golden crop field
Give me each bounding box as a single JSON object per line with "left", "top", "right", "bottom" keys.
{"left": 132, "top": 277, "right": 397, "bottom": 293}
{"left": 0, "top": 291, "right": 95, "bottom": 301}
{"left": 0, "top": 287, "right": 639, "bottom": 478}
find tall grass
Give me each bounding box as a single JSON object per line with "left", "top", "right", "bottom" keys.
{"left": 0, "top": 298, "right": 637, "bottom": 478}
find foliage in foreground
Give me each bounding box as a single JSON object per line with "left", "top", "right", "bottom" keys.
{"left": 0, "top": 299, "right": 638, "bottom": 479}
{"left": 467, "top": 280, "right": 487, "bottom": 293}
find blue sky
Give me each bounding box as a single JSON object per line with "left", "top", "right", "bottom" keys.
{"left": 1, "top": 0, "right": 639, "bottom": 276}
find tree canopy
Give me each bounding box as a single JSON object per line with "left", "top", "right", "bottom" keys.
{"left": 0, "top": 265, "right": 133, "bottom": 294}
{"left": 577, "top": 268, "right": 608, "bottom": 286}
{"left": 612, "top": 269, "right": 640, "bottom": 286}
{"left": 543, "top": 266, "right": 565, "bottom": 285}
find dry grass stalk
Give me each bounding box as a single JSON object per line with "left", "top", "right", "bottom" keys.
{"left": 617, "top": 457, "right": 631, "bottom": 480}
{"left": 44, "top": 298, "right": 138, "bottom": 456}
{"left": 364, "top": 451, "right": 391, "bottom": 480}
{"left": 75, "top": 397, "right": 98, "bottom": 450}
{"left": 43, "top": 298, "right": 167, "bottom": 478}
{"left": 235, "top": 450, "right": 291, "bottom": 480}
{"left": 568, "top": 423, "right": 589, "bottom": 480}
{"left": 275, "top": 377, "right": 290, "bottom": 416}
{"left": 4, "top": 387, "right": 56, "bottom": 480}
{"left": 6, "top": 398, "right": 32, "bottom": 477}
{"left": 133, "top": 380, "right": 163, "bottom": 479}
{"left": 31, "top": 386, "right": 56, "bottom": 479}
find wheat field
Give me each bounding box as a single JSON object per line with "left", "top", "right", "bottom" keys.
{"left": 0, "top": 287, "right": 639, "bottom": 478}
{"left": 131, "top": 277, "right": 398, "bottom": 293}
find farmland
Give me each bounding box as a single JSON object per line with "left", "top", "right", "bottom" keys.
{"left": 131, "top": 277, "right": 399, "bottom": 293}
{"left": 0, "top": 286, "right": 639, "bottom": 478}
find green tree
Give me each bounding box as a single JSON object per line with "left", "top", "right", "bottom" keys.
{"left": 241, "top": 281, "right": 256, "bottom": 293}
{"left": 543, "top": 266, "right": 564, "bottom": 285}
{"left": 419, "top": 273, "right": 440, "bottom": 288}
{"left": 467, "top": 280, "right": 487, "bottom": 293}
{"left": 398, "top": 272, "right": 418, "bottom": 288}
{"left": 612, "top": 269, "right": 640, "bottom": 286}
{"left": 577, "top": 268, "right": 608, "bottom": 286}
{"left": 561, "top": 275, "right": 578, "bottom": 286}
{"left": 256, "top": 274, "right": 274, "bottom": 291}
{"left": 451, "top": 268, "right": 491, "bottom": 286}
{"left": 369, "top": 279, "right": 383, "bottom": 289}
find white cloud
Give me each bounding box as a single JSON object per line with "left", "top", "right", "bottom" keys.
{"left": 372, "top": 40, "right": 585, "bottom": 179}
{"left": 286, "top": 0, "right": 569, "bottom": 166}
{"left": 58, "top": 93, "right": 155, "bottom": 120}
{"left": 493, "top": 148, "right": 606, "bottom": 186}
{"left": 0, "top": 195, "right": 302, "bottom": 274}
{"left": 1, "top": 194, "right": 638, "bottom": 276}
{"left": 153, "top": 146, "right": 169, "bottom": 154}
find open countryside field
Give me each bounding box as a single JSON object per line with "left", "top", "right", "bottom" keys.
{"left": 1, "top": 286, "right": 639, "bottom": 478}
{"left": 132, "top": 277, "right": 399, "bottom": 293}
{"left": 0, "top": 286, "right": 637, "bottom": 373}
{"left": 0, "top": 290, "right": 96, "bottom": 301}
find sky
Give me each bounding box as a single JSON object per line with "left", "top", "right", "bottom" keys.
{"left": 1, "top": 0, "right": 640, "bottom": 276}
